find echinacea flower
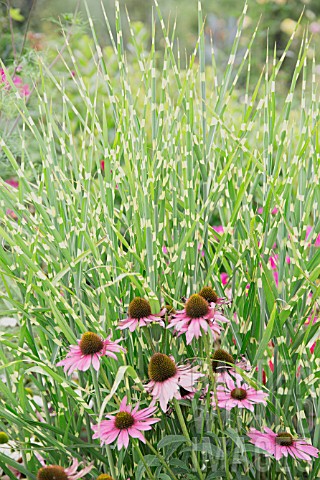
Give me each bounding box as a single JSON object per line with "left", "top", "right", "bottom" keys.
{"left": 212, "top": 375, "right": 268, "bottom": 412}
{"left": 57, "top": 332, "right": 125, "bottom": 374}
{"left": 92, "top": 396, "right": 160, "bottom": 450}
{"left": 97, "top": 475, "right": 114, "bottom": 480}
{"left": 118, "top": 297, "right": 165, "bottom": 332}
{"left": 168, "top": 294, "right": 229, "bottom": 344}
{"left": 146, "top": 353, "right": 203, "bottom": 411}
{"left": 211, "top": 348, "right": 250, "bottom": 381}
{"left": 248, "top": 427, "right": 319, "bottom": 461}
{"left": 199, "top": 286, "right": 229, "bottom": 305}
{"left": 37, "top": 458, "right": 93, "bottom": 480}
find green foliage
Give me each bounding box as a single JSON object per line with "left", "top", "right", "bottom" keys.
{"left": 0, "top": 2, "right": 319, "bottom": 479}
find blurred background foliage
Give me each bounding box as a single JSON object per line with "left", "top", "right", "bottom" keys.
{"left": 1, "top": 0, "right": 320, "bottom": 179}
{"left": 2, "top": 0, "right": 320, "bottom": 81}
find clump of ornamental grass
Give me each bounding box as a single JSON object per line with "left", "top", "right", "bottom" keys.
{"left": 0, "top": 1, "right": 319, "bottom": 479}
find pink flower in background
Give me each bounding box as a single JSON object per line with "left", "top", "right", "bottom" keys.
{"left": 269, "top": 359, "right": 274, "bottom": 372}
{"left": 306, "top": 226, "right": 320, "bottom": 247}
{"left": 100, "top": 160, "right": 105, "bottom": 171}
{"left": 220, "top": 272, "right": 229, "bottom": 286}
{"left": 310, "top": 341, "right": 317, "bottom": 354}
{"left": 19, "top": 83, "right": 30, "bottom": 97}
{"left": 212, "top": 375, "right": 268, "bottom": 412}
{"left": 197, "top": 243, "right": 205, "bottom": 257}
{"left": 92, "top": 396, "right": 160, "bottom": 450}
{"left": 162, "top": 245, "right": 168, "bottom": 254}
{"left": 1, "top": 69, "right": 30, "bottom": 97}
{"left": 36, "top": 457, "right": 93, "bottom": 480}
{"left": 4, "top": 178, "right": 19, "bottom": 219}
{"left": 118, "top": 297, "right": 165, "bottom": 332}
{"left": 310, "top": 22, "right": 320, "bottom": 34}
{"left": 269, "top": 254, "right": 278, "bottom": 270}
{"left": 248, "top": 427, "right": 319, "bottom": 461}
{"left": 57, "top": 332, "right": 125, "bottom": 374}
{"left": 168, "top": 293, "right": 229, "bottom": 344}
{"left": 212, "top": 225, "right": 225, "bottom": 241}
{"left": 5, "top": 178, "right": 19, "bottom": 189}
{"left": 257, "top": 207, "right": 278, "bottom": 215}
{"left": 146, "top": 353, "right": 203, "bottom": 411}
{"left": 273, "top": 270, "right": 279, "bottom": 287}
{"left": 213, "top": 225, "right": 224, "bottom": 234}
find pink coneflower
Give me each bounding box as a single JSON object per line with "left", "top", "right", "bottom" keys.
{"left": 57, "top": 332, "right": 125, "bottom": 374}
{"left": 248, "top": 427, "right": 319, "bottom": 461}
{"left": 212, "top": 375, "right": 268, "bottom": 412}
{"left": 37, "top": 458, "right": 93, "bottom": 480}
{"left": 211, "top": 348, "right": 250, "bottom": 381}
{"left": 118, "top": 297, "right": 165, "bottom": 332}
{"left": 146, "top": 353, "right": 203, "bottom": 411}
{"left": 92, "top": 396, "right": 160, "bottom": 450}
{"left": 168, "top": 293, "right": 229, "bottom": 345}
{"left": 199, "top": 286, "right": 229, "bottom": 306}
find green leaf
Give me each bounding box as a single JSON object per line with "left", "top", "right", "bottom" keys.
{"left": 9, "top": 8, "right": 24, "bottom": 22}
{"left": 253, "top": 303, "right": 277, "bottom": 364}
{"left": 158, "top": 435, "right": 187, "bottom": 449}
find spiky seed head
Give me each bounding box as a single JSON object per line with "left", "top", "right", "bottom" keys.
{"left": 199, "top": 286, "right": 218, "bottom": 304}
{"left": 185, "top": 294, "right": 209, "bottom": 318}
{"left": 148, "top": 353, "right": 177, "bottom": 382}
{"left": 275, "top": 432, "right": 294, "bottom": 447}
{"left": 37, "top": 466, "right": 68, "bottom": 480}
{"left": 114, "top": 411, "right": 135, "bottom": 430}
{"left": 79, "top": 332, "right": 104, "bottom": 355}
{"left": 128, "top": 297, "right": 152, "bottom": 319}
{"left": 211, "top": 349, "right": 235, "bottom": 373}
{"left": 230, "top": 388, "right": 247, "bottom": 400}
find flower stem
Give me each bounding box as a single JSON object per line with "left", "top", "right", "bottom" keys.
{"left": 213, "top": 377, "right": 231, "bottom": 480}
{"left": 134, "top": 441, "right": 157, "bottom": 480}
{"left": 203, "top": 335, "right": 231, "bottom": 480}
{"left": 146, "top": 439, "right": 179, "bottom": 480}
{"left": 143, "top": 327, "right": 156, "bottom": 353}
{"left": 173, "top": 398, "right": 204, "bottom": 480}
{"left": 92, "top": 368, "right": 116, "bottom": 478}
